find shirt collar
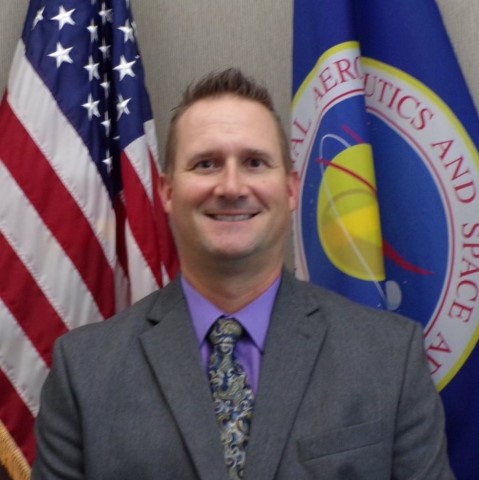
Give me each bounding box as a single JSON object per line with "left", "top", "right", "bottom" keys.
{"left": 181, "top": 275, "right": 280, "bottom": 352}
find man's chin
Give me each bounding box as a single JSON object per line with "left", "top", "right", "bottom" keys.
{"left": 203, "top": 243, "right": 259, "bottom": 263}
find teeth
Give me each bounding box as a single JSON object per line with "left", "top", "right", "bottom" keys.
{"left": 213, "top": 214, "right": 252, "bottom": 221}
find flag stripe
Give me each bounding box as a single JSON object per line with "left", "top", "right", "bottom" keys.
{"left": 121, "top": 149, "right": 162, "bottom": 283}
{"left": 121, "top": 127, "right": 179, "bottom": 296}
{"left": 0, "top": 160, "right": 104, "bottom": 332}
{"left": 0, "top": 232, "right": 67, "bottom": 366}
{"left": 142, "top": 119, "right": 179, "bottom": 282}
{"left": 150, "top": 154, "right": 179, "bottom": 281}
{"left": 0, "top": 298, "right": 49, "bottom": 416}
{"left": 0, "top": 371, "right": 36, "bottom": 464}
{"left": 0, "top": 99, "right": 116, "bottom": 320}
{"left": 124, "top": 221, "right": 159, "bottom": 303}
{"left": 124, "top": 128, "right": 156, "bottom": 202}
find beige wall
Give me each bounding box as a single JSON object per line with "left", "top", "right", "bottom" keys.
{"left": 1, "top": 1, "right": 479, "bottom": 160}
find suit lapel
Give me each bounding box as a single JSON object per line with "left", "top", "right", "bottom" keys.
{"left": 139, "top": 281, "right": 228, "bottom": 480}
{"left": 245, "top": 272, "right": 328, "bottom": 480}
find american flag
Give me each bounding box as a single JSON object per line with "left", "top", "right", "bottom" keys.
{"left": 0, "top": 0, "right": 178, "bottom": 477}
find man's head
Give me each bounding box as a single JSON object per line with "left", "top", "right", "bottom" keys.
{"left": 164, "top": 68, "right": 291, "bottom": 175}
{"left": 159, "top": 69, "right": 298, "bottom": 285}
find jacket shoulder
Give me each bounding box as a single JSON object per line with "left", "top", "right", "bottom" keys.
{"left": 56, "top": 278, "right": 184, "bottom": 353}
{"left": 281, "top": 271, "right": 421, "bottom": 341}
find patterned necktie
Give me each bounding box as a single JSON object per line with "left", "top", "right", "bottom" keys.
{"left": 208, "top": 318, "right": 255, "bottom": 480}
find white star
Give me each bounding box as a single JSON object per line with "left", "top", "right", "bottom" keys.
{"left": 51, "top": 5, "right": 76, "bottom": 30}
{"left": 114, "top": 55, "right": 136, "bottom": 80}
{"left": 82, "top": 93, "right": 101, "bottom": 120}
{"left": 103, "top": 152, "right": 113, "bottom": 172}
{"left": 84, "top": 56, "right": 100, "bottom": 81}
{"left": 48, "top": 42, "right": 74, "bottom": 68}
{"left": 87, "top": 19, "right": 98, "bottom": 42}
{"left": 99, "top": 38, "right": 111, "bottom": 60}
{"left": 99, "top": 2, "right": 112, "bottom": 25}
{"left": 117, "top": 94, "right": 131, "bottom": 119}
{"left": 100, "top": 75, "right": 111, "bottom": 98}
{"left": 118, "top": 19, "right": 135, "bottom": 43}
{"left": 32, "top": 7, "right": 45, "bottom": 29}
{"left": 102, "top": 112, "right": 111, "bottom": 135}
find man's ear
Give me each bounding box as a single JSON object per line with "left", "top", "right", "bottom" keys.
{"left": 158, "top": 174, "right": 172, "bottom": 213}
{"left": 288, "top": 170, "right": 300, "bottom": 212}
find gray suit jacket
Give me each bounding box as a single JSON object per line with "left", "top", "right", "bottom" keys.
{"left": 32, "top": 272, "right": 454, "bottom": 479}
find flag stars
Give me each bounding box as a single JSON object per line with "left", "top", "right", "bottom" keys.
{"left": 51, "top": 5, "right": 76, "bottom": 30}
{"left": 100, "top": 75, "right": 110, "bottom": 98}
{"left": 99, "top": 2, "right": 112, "bottom": 25}
{"left": 102, "top": 112, "right": 111, "bottom": 136}
{"left": 84, "top": 56, "right": 100, "bottom": 81}
{"left": 100, "top": 75, "right": 111, "bottom": 98}
{"left": 48, "top": 42, "right": 74, "bottom": 68}
{"left": 118, "top": 19, "right": 135, "bottom": 43}
{"left": 87, "top": 19, "right": 98, "bottom": 42}
{"left": 117, "top": 94, "right": 131, "bottom": 119}
{"left": 32, "top": 7, "right": 45, "bottom": 29}
{"left": 82, "top": 94, "right": 101, "bottom": 120}
{"left": 114, "top": 55, "right": 136, "bottom": 80}
{"left": 99, "top": 39, "right": 111, "bottom": 60}
{"left": 103, "top": 151, "right": 113, "bottom": 172}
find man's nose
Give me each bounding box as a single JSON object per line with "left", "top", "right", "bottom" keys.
{"left": 215, "top": 160, "right": 248, "bottom": 198}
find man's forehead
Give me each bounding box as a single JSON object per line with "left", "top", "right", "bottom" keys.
{"left": 179, "top": 95, "right": 272, "bottom": 122}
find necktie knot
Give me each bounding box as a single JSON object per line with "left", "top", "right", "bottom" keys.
{"left": 208, "top": 317, "right": 242, "bottom": 347}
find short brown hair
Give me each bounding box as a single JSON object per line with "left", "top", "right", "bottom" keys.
{"left": 163, "top": 68, "right": 291, "bottom": 174}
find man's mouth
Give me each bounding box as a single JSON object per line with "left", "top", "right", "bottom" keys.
{"left": 208, "top": 213, "right": 256, "bottom": 222}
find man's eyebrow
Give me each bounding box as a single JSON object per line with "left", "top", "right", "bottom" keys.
{"left": 186, "top": 150, "right": 219, "bottom": 163}
{"left": 191, "top": 151, "right": 216, "bottom": 159}
{"left": 188, "top": 148, "right": 273, "bottom": 161}
{"left": 241, "top": 148, "right": 274, "bottom": 161}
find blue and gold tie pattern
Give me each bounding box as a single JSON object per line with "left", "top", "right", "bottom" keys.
{"left": 208, "top": 318, "right": 255, "bottom": 479}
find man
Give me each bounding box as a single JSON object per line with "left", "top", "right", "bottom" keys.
{"left": 32, "top": 68, "right": 455, "bottom": 479}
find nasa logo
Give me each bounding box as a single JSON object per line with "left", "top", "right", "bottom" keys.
{"left": 292, "top": 41, "right": 479, "bottom": 389}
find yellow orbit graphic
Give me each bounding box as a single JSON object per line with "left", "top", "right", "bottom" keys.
{"left": 317, "top": 143, "right": 385, "bottom": 281}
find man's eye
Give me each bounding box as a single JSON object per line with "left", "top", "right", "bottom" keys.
{"left": 246, "top": 157, "right": 266, "bottom": 168}
{"left": 194, "top": 159, "right": 215, "bottom": 170}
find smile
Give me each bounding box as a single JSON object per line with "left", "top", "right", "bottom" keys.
{"left": 209, "top": 214, "right": 256, "bottom": 221}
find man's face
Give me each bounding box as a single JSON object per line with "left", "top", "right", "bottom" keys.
{"left": 160, "top": 95, "right": 298, "bottom": 271}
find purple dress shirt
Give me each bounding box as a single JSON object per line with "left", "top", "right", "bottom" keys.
{"left": 181, "top": 275, "right": 280, "bottom": 394}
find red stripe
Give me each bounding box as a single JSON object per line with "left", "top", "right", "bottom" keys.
{"left": 0, "top": 371, "right": 36, "bottom": 464}
{"left": 0, "top": 98, "right": 115, "bottom": 319}
{"left": 0, "top": 232, "right": 67, "bottom": 366}
{"left": 150, "top": 155, "right": 179, "bottom": 282}
{"left": 120, "top": 150, "right": 165, "bottom": 286}
{"left": 114, "top": 195, "right": 130, "bottom": 299}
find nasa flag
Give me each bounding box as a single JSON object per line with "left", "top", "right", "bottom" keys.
{"left": 292, "top": 0, "right": 479, "bottom": 478}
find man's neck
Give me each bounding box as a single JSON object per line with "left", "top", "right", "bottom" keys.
{"left": 181, "top": 262, "right": 283, "bottom": 313}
